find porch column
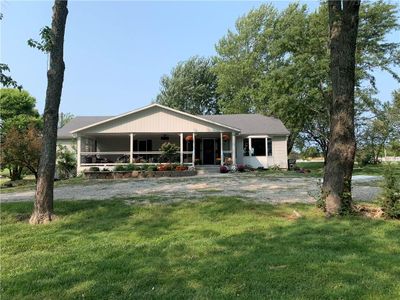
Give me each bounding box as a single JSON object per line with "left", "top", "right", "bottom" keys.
{"left": 179, "top": 133, "right": 183, "bottom": 164}
{"left": 192, "top": 133, "right": 196, "bottom": 167}
{"left": 77, "top": 136, "right": 81, "bottom": 170}
{"left": 129, "top": 133, "right": 134, "bottom": 163}
{"left": 231, "top": 132, "right": 236, "bottom": 165}
{"left": 249, "top": 138, "right": 253, "bottom": 156}
{"left": 220, "top": 132, "right": 224, "bottom": 166}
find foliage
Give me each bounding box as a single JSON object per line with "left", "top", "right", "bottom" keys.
{"left": 219, "top": 165, "right": 229, "bottom": 173}
{"left": 301, "top": 146, "right": 321, "bottom": 159}
{"left": 381, "top": 164, "right": 400, "bottom": 219}
{"left": 56, "top": 145, "right": 76, "bottom": 179}
{"left": 1, "top": 124, "right": 42, "bottom": 180}
{"left": 1, "top": 199, "right": 400, "bottom": 299}
{"left": 156, "top": 56, "right": 220, "bottom": 115}
{"left": 237, "top": 164, "right": 246, "bottom": 172}
{"left": 159, "top": 142, "right": 180, "bottom": 163}
{"left": 58, "top": 112, "right": 74, "bottom": 128}
{"left": 0, "top": 89, "right": 41, "bottom": 181}
{"left": 0, "top": 64, "right": 22, "bottom": 90}
{"left": 114, "top": 165, "right": 126, "bottom": 172}
{"left": 0, "top": 88, "right": 41, "bottom": 132}
{"left": 214, "top": 2, "right": 400, "bottom": 154}
{"left": 88, "top": 166, "right": 100, "bottom": 172}
{"left": 0, "top": 15, "right": 22, "bottom": 89}
{"left": 357, "top": 90, "right": 400, "bottom": 164}
{"left": 27, "top": 26, "right": 53, "bottom": 53}
{"left": 125, "top": 164, "right": 138, "bottom": 171}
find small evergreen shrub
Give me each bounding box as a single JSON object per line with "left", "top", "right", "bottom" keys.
{"left": 88, "top": 166, "right": 100, "bottom": 172}
{"left": 381, "top": 164, "right": 400, "bottom": 219}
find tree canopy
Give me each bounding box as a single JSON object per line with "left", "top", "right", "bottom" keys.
{"left": 155, "top": 56, "right": 219, "bottom": 115}
{"left": 214, "top": 1, "right": 399, "bottom": 154}
{"left": 0, "top": 88, "right": 41, "bottom": 132}
{"left": 0, "top": 88, "right": 42, "bottom": 180}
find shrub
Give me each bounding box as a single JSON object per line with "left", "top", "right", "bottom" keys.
{"left": 147, "top": 164, "right": 158, "bottom": 171}
{"left": 125, "top": 164, "right": 137, "bottom": 171}
{"left": 102, "top": 168, "right": 110, "bottom": 172}
{"left": 159, "top": 142, "right": 179, "bottom": 163}
{"left": 381, "top": 164, "right": 400, "bottom": 219}
{"left": 56, "top": 145, "right": 77, "bottom": 179}
{"left": 114, "top": 165, "right": 125, "bottom": 172}
{"left": 176, "top": 165, "right": 188, "bottom": 171}
{"left": 220, "top": 165, "right": 229, "bottom": 173}
{"left": 237, "top": 164, "right": 246, "bottom": 172}
{"left": 88, "top": 166, "right": 100, "bottom": 172}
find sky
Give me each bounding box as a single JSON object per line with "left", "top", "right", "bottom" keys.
{"left": 1, "top": 0, "right": 399, "bottom": 117}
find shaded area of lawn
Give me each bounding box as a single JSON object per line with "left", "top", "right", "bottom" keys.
{"left": 295, "top": 161, "right": 400, "bottom": 178}
{"left": 1, "top": 198, "right": 399, "bottom": 299}
{"left": 0, "top": 176, "right": 89, "bottom": 194}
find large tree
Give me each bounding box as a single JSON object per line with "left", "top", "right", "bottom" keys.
{"left": 214, "top": 1, "right": 399, "bottom": 154}
{"left": 0, "top": 89, "right": 41, "bottom": 180}
{"left": 322, "top": 0, "right": 360, "bottom": 216}
{"left": 155, "top": 56, "right": 220, "bottom": 115}
{"left": 30, "top": 0, "right": 68, "bottom": 224}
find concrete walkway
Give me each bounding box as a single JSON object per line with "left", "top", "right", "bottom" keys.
{"left": 0, "top": 173, "right": 381, "bottom": 204}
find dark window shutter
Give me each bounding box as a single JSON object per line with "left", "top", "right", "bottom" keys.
{"left": 147, "top": 140, "right": 152, "bottom": 151}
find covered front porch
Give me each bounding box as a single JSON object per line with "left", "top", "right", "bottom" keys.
{"left": 77, "top": 132, "right": 237, "bottom": 170}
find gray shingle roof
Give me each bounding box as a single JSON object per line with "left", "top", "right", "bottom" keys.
{"left": 57, "top": 113, "right": 289, "bottom": 139}
{"left": 57, "top": 116, "right": 112, "bottom": 138}
{"left": 199, "top": 114, "right": 290, "bottom": 135}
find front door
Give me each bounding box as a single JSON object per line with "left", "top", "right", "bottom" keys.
{"left": 203, "top": 139, "right": 215, "bottom": 165}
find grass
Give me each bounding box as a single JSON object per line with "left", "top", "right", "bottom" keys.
{"left": 294, "top": 162, "right": 400, "bottom": 178}
{"left": 0, "top": 176, "right": 87, "bottom": 194}
{"left": 1, "top": 197, "right": 399, "bottom": 299}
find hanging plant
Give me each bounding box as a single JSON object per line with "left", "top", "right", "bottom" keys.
{"left": 185, "top": 135, "right": 193, "bottom": 142}
{"left": 222, "top": 134, "right": 230, "bottom": 141}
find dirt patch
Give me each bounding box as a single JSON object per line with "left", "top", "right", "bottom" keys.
{"left": 353, "top": 204, "right": 384, "bottom": 219}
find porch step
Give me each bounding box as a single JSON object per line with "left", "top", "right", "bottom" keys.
{"left": 196, "top": 165, "right": 220, "bottom": 175}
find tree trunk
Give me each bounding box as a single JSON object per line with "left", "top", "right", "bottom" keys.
{"left": 30, "top": 0, "right": 68, "bottom": 224}
{"left": 322, "top": 0, "right": 360, "bottom": 216}
{"left": 9, "top": 165, "right": 23, "bottom": 181}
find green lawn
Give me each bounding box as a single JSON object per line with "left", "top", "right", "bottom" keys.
{"left": 1, "top": 197, "right": 399, "bottom": 299}
{"left": 295, "top": 161, "right": 400, "bottom": 178}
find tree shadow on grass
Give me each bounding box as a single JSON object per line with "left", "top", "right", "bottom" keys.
{"left": 1, "top": 198, "right": 399, "bottom": 299}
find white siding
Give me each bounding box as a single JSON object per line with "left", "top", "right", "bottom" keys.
{"left": 236, "top": 135, "right": 288, "bottom": 169}
{"left": 79, "top": 106, "right": 232, "bottom": 134}
{"left": 267, "top": 136, "right": 288, "bottom": 169}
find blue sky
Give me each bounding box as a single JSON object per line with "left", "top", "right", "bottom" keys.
{"left": 1, "top": 1, "right": 399, "bottom": 116}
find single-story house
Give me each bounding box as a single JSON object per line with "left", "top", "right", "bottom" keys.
{"left": 57, "top": 103, "right": 290, "bottom": 173}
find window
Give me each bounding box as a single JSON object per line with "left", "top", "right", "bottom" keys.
{"left": 267, "top": 138, "right": 272, "bottom": 156}
{"left": 252, "top": 138, "right": 266, "bottom": 156}
{"left": 243, "top": 138, "right": 250, "bottom": 156}
{"left": 134, "top": 140, "right": 152, "bottom": 152}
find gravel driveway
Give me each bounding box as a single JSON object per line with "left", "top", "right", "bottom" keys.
{"left": 0, "top": 174, "right": 381, "bottom": 204}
